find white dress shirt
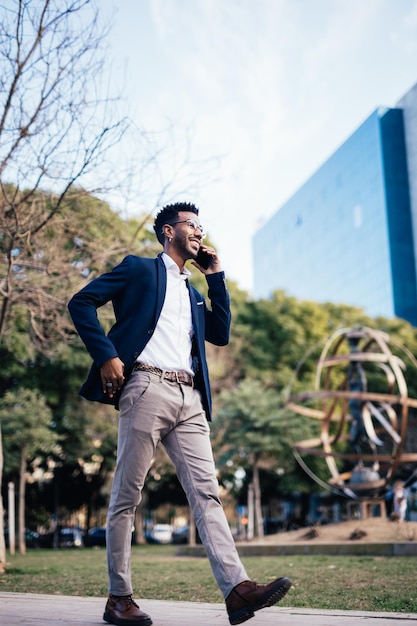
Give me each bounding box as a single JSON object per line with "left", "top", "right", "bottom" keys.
{"left": 137, "top": 253, "right": 194, "bottom": 374}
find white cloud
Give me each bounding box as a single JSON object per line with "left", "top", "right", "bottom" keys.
{"left": 103, "top": 0, "right": 417, "bottom": 292}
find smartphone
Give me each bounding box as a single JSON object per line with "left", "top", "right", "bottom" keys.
{"left": 196, "top": 247, "right": 213, "bottom": 269}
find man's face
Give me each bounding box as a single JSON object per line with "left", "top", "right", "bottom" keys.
{"left": 169, "top": 211, "right": 205, "bottom": 260}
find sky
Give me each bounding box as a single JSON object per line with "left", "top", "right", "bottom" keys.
{"left": 100, "top": 0, "right": 417, "bottom": 293}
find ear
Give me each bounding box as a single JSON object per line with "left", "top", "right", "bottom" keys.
{"left": 162, "top": 224, "right": 174, "bottom": 241}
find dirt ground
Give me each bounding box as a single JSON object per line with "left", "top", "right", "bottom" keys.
{"left": 257, "top": 517, "right": 417, "bottom": 544}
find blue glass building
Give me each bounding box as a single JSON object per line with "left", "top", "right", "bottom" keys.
{"left": 253, "top": 84, "right": 417, "bottom": 326}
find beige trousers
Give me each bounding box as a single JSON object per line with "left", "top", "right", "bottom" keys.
{"left": 106, "top": 370, "right": 248, "bottom": 598}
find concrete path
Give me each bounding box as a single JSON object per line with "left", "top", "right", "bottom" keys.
{"left": 1, "top": 593, "right": 417, "bottom": 626}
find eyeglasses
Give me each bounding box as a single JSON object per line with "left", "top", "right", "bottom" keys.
{"left": 168, "top": 219, "right": 206, "bottom": 238}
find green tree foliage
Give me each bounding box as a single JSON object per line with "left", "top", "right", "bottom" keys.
{"left": 0, "top": 388, "right": 56, "bottom": 475}
{"left": 212, "top": 379, "right": 303, "bottom": 535}
{"left": 214, "top": 380, "right": 293, "bottom": 469}
{"left": 0, "top": 387, "right": 57, "bottom": 553}
{"left": 0, "top": 190, "right": 158, "bottom": 544}
{"left": 228, "top": 290, "right": 374, "bottom": 390}
{"left": 0, "top": 187, "right": 159, "bottom": 358}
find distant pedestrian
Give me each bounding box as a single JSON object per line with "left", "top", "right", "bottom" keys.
{"left": 393, "top": 480, "right": 407, "bottom": 521}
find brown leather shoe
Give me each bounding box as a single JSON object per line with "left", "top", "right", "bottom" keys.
{"left": 103, "top": 595, "right": 152, "bottom": 625}
{"left": 226, "top": 577, "right": 292, "bottom": 625}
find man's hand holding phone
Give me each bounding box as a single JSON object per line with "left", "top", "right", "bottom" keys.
{"left": 193, "top": 245, "right": 221, "bottom": 274}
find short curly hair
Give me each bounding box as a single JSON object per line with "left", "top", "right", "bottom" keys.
{"left": 153, "top": 202, "right": 199, "bottom": 245}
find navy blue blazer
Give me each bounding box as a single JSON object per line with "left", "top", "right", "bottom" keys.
{"left": 67, "top": 254, "right": 231, "bottom": 421}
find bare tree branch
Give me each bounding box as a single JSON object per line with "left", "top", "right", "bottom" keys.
{"left": 0, "top": 1, "right": 130, "bottom": 566}
{"left": 0, "top": 0, "right": 128, "bottom": 342}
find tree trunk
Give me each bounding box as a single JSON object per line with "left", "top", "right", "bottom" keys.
{"left": 188, "top": 509, "right": 196, "bottom": 546}
{"left": 247, "top": 482, "right": 254, "bottom": 540}
{"left": 19, "top": 447, "right": 26, "bottom": 555}
{"left": 0, "top": 427, "right": 6, "bottom": 572}
{"left": 253, "top": 462, "right": 264, "bottom": 538}
{"left": 134, "top": 505, "right": 146, "bottom": 545}
{"left": 8, "top": 482, "right": 15, "bottom": 555}
{"left": 53, "top": 466, "right": 60, "bottom": 549}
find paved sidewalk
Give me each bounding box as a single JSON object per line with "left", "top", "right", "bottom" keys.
{"left": 1, "top": 593, "right": 417, "bottom": 626}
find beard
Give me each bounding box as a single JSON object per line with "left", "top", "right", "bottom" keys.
{"left": 175, "top": 233, "right": 200, "bottom": 260}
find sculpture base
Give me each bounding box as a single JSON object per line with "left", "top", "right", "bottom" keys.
{"left": 346, "top": 497, "right": 386, "bottom": 520}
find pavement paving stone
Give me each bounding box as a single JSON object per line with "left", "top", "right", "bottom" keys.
{"left": 1, "top": 593, "right": 417, "bottom": 626}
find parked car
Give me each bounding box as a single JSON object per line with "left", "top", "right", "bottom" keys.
{"left": 171, "top": 525, "right": 201, "bottom": 544}
{"left": 86, "top": 526, "right": 135, "bottom": 547}
{"left": 38, "top": 526, "right": 84, "bottom": 548}
{"left": 4, "top": 529, "right": 40, "bottom": 549}
{"left": 87, "top": 526, "right": 106, "bottom": 547}
{"left": 145, "top": 524, "right": 173, "bottom": 544}
{"left": 171, "top": 525, "right": 189, "bottom": 544}
{"left": 59, "top": 526, "right": 84, "bottom": 548}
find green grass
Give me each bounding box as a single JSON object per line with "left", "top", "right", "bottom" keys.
{"left": 1, "top": 545, "right": 416, "bottom": 613}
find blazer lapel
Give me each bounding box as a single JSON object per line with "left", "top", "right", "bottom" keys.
{"left": 187, "top": 281, "right": 200, "bottom": 336}
{"left": 155, "top": 255, "right": 167, "bottom": 323}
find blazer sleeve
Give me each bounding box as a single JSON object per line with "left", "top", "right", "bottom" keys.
{"left": 204, "top": 272, "right": 231, "bottom": 346}
{"left": 67, "top": 257, "right": 131, "bottom": 367}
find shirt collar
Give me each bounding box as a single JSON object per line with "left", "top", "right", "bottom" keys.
{"left": 162, "top": 252, "right": 191, "bottom": 278}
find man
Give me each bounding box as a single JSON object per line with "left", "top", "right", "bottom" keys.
{"left": 68, "top": 202, "right": 292, "bottom": 626}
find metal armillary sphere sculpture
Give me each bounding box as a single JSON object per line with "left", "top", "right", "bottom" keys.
{"left": 287, "top": 326, "right": 417, "bottom": 498}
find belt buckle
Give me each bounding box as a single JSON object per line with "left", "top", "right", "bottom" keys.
{"left": 161, "top": 369, "right": 175, "bottom": 383}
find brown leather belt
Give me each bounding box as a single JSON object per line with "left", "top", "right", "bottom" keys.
{"left": 133, "top": 362, "right": 194, "bottom": 386}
